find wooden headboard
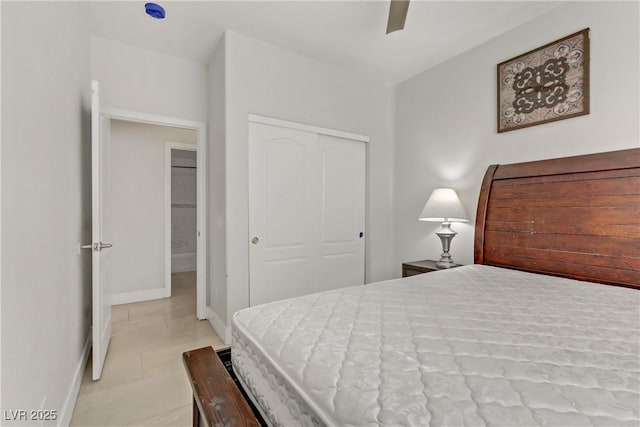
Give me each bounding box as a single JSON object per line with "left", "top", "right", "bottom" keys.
{"left": 474, "top": 148, "right": 640, "bottom": 289}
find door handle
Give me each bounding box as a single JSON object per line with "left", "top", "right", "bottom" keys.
{"left": 80, "top": 242, "right": 113, "bottom": 251}
{"left": 251, "top": 237, "right": 259, "bottom": 245}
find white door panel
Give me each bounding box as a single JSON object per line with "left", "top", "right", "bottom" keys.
{"left": 90, "top": 80, "right": 113, "bottom": 380}
{"left": 264, "top": 257, "right": 311, "bottom": 303}
{"left": 249, "top": 122, "right": 366, "bottom": 307}
{"left": 263, "top": 138, "right": 312, "bottom": 247}
{"left": 249, "top": 124, "right": 318, "bottom": 306}
{"left": 318, "top": 134, "right": 366, "bottom": 291}
{"left": 321, "top": 147, "right": 358, "bottom": 243}
{"left": 320, "top": 253, "right": 362, "bottom": 292}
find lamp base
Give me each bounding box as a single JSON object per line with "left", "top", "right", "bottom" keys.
{"left": 435, "top": 222, "right": 458, "bottom": 269}
{"left": 436, "top": 257, "right": 457, "bottom": 269}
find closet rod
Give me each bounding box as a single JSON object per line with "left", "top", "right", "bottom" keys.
{"left": 171, "top": 165, "right": 197, "bottom": 169}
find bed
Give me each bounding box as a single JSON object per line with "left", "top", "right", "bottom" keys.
{"left": 225, "top": 148, "right": 640, "bottom": 427}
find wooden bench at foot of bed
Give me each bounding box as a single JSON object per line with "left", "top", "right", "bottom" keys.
{"left": 182, "top": 346, "right": 260, "bottom": 427}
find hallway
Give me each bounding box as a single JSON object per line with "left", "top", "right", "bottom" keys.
{"left": 71, "top": 272, "right": 225, "bottom": 426}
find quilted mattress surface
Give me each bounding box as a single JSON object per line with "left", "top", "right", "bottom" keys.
{"left": 231, "top": 265, "right": 640, "bottom": 427}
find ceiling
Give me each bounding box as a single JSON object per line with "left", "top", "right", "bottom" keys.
{"left": 88, "top": 1, "right": 562, "bottom": 85}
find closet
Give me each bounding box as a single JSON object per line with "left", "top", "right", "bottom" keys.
{"left": 248, "top": 117, "right": 367, "bottom": 306}
{"left": 171, "top": 149, "right": 197, "bottom": 273}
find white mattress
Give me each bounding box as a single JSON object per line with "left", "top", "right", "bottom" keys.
{"left": 231, "top": 265, "right": 640, "bottom": 427}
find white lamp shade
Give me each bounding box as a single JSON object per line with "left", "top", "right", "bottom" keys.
{"left": 419, "top": 188, "right": 469, "bottom": 222}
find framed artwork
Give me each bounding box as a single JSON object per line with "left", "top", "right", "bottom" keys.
{"left": 497, "top": 28, "right": 590, "bottom": 133}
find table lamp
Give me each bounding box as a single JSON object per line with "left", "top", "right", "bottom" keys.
{"left": 419, "top": 188, "right": 469, "bottom": 268}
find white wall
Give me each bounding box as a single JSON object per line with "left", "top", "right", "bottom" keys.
{"left": 394, "top": 1, "right": 640, "bottom": 273}
{"left": 109, "top": 120, "right": 195, "bottom": 301}
{"left": 207, "top": 36, "right": 228, "bottom": 327}
{"left": 90, "top": 36, "right": 208, "bottom": 121}
{"left": 212, "top": 31, "right": 395, "bottom": 336}
{"left": 1, "top": 2, "right": 91, "bottom": 424}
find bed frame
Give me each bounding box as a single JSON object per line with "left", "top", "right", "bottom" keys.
{"left": 184, "top": 148, "right": 640, "bottom": 427}
{"left": 183, "top": 346, "right": 261, "bottom": 427}
{"left": 475, "top": 148, "right": 640, "bottom": 289}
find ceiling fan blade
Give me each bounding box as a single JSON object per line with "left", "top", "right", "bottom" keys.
{"left": 386, "top": 0, "right": 410, "bottom": 34}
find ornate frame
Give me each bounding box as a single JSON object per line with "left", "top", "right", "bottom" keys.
{"left": 497, "top": 28, "right": 590, "bottom": 133}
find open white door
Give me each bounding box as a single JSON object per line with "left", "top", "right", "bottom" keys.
{"left": 87, "top": 80, "right": 113, "bottom": 380}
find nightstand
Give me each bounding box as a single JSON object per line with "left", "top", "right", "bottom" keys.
{"left": 402, "top": 260, "right": 462, "bottom": 277}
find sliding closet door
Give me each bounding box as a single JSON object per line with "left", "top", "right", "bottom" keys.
{"left": 317, "top": 134, "right": 366, "bottom": 292}
{"left": 249, "top": 122, "right": 366, "bottom": 306}
{"left": 249, "top": 123, "right": 319, "bottom": 306}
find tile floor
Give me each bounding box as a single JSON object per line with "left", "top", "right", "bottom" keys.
{"left": 70, "top": 272, "right": 225, "bottom": 426}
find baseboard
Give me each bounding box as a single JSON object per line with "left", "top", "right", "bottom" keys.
{"left": 207, "top": 306, "right": 231, "bottom": 345}
{"left": 111, "top": 288, "right": 166, "bottom": 305}
{"left": 171, "top": 252, "right": 196, "bottom": 273}
{"left": 58, "top": 334, "right": 91, "bottom": 427}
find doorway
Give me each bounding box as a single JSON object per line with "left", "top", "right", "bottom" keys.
{"left": 165, "top": 144, "right": 198, "bottom": 297}
{"left": 104, "top": 108, "right": 207, "bottom": 320}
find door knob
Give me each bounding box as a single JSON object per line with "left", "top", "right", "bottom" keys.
{"left": 80, "top": 242, "right": 113, "bottom": 251}
{"left": 251, "top": 237, "right": 259, "bottom": 245}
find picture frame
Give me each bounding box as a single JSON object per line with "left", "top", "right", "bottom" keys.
{"left": 497, "top": 28, "right": 590, "bottom": 133}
